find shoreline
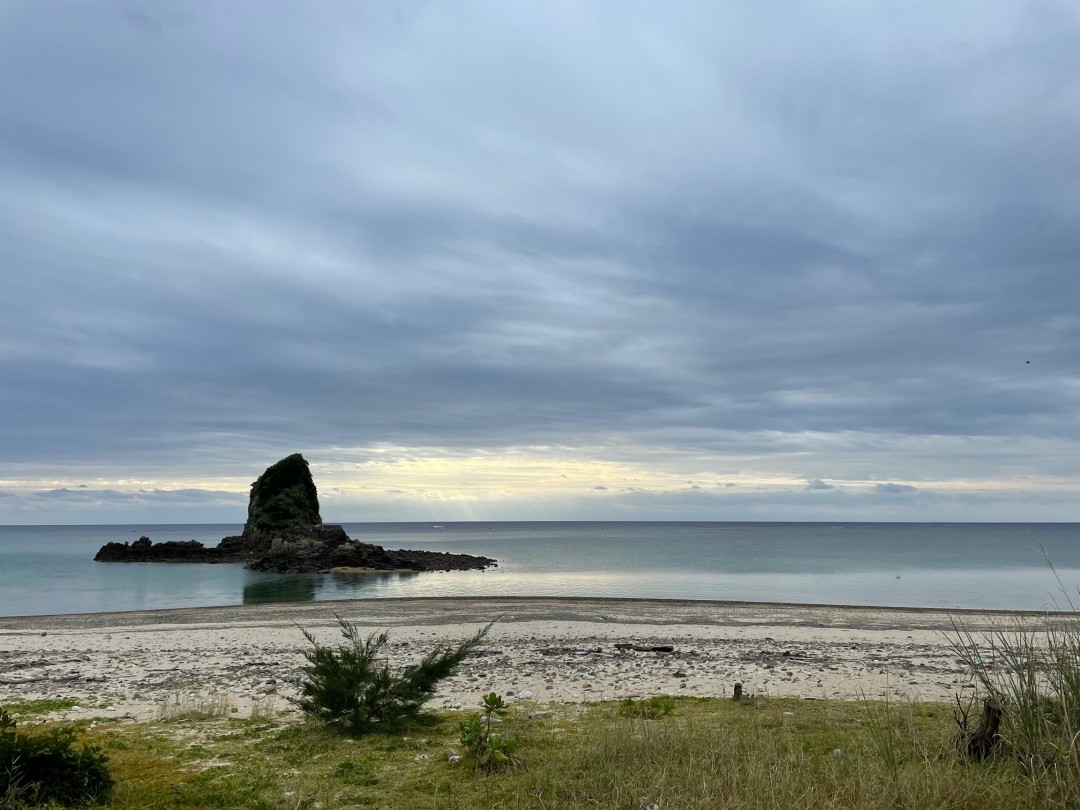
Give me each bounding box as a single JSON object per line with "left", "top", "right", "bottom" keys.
{"left": 1, "top": 593, "right": 1070, "bottom": 627}
{"left": 0, "top": 597, "right": 1061, "bottom": 723}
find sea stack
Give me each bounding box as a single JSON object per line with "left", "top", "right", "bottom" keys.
{"left": 215, "top": 452, "right": 349, "bottom": 558}
{"left": 245, "top": 452, "right": 322, "bottom": 537}
{"left": 94, "top": 454, "right": 496, "bottom": 574}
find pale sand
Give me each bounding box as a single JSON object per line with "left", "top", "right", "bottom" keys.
{"left": 0, "top": 597, "right": 1054, "bottom": 722}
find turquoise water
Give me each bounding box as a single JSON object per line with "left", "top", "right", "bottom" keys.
{"left": 1, "top": 522, "right": 1078, "bottom": 616}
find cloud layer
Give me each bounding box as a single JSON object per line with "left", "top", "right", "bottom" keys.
{"left": 1, "top": 2, "right": 1079, "bottom": 522}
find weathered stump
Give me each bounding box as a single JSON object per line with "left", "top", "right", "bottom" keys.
{"left": 964, "top": 697, "right": 1003, "bottom": 760}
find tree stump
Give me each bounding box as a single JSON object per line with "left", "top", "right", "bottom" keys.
{"left": 965, "top": 697, "right": 1003, "bottom": 760}
{"left": 733, "top": 682, "right": 743, "bottom": 701}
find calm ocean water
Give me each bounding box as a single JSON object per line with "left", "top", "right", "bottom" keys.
{"left": 1, "top": 522, "right": 1078, "bottom": 617}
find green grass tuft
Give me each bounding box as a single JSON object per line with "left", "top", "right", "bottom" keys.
{"left": 2, "top": 698, "right": 80, "bottom": 718}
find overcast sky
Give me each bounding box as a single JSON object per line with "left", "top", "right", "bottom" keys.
{"left": 2, "top": 1, "right": 1079, "bottom": 524}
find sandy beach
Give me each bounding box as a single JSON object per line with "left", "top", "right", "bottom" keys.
{"left": 0, "top": 597, "right": 1051, "bottom": 722}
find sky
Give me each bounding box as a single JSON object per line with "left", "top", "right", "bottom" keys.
{"left": 1, "top": 1, "right": 1079, "bottom": 525}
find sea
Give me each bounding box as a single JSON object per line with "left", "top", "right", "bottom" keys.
{"left": 1, "top": 522, "right": 1078, "bottom": 617}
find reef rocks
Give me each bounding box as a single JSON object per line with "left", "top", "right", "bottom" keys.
{"left": 93, "top": 454, "right": 496, "bottom": 575}
{"left": 95, "top": 531, "right": 495, "bottom": 574}
{"left": 247, "top": 536, "right": 496, "bottom": 575}
{"left": 93, "top": 537, "right": 229, "bottom": 563}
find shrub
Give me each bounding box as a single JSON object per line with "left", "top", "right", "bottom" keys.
{"left": 0, "top": 708, "right": 113, "bottom": 807}
{"left": 459, "top": 692, "right": 517, "bottom": 769}
{"left": 292, "top": 618, "right": 491, "bottom": 734}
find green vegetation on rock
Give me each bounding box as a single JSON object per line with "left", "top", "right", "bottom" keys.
{"left": 245, "top": 453, "right": 321, "bottom": 535}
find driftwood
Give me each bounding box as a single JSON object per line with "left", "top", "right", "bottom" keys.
{"left": 614, "top": 643, "right": 675, "bottom": 653}
{"left": 958, "top": 696, "right": 1003, "bottom": 760}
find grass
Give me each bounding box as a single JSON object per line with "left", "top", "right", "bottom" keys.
{"left": 617, "top": 694, "right": 677, "bottom": 719}
{"left": 0, "top": 697, "right": 81, "bottom": 718}
{"left": 15, "top": 696, "right": 1070, "bottom": 809}
{"left": 953, "top": 613, "right": 1080, "bottom": 804}
{"left": 155, "top": 689, "right": 233, "bottom": 722}
{"left": 942, "top": 553, "right": 1080, "bottom": 804}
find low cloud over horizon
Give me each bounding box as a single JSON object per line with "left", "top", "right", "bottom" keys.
{"left": 2, "top": 2, "right": 1079, "bottom": 523}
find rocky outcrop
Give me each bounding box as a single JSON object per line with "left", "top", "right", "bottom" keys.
{"left": 94, "top": 537, "right": 229, "bottom": 563}
{"left": 94, "top": 454, "right": 496, "bottom": 574}
{"left": 247, "top": 536, "right": 496, "bottom": 574}
{"left": 95, "top": 530, "right": 495, "bottom": 573}
{"left": 243, "top": 452, "right": 322, "bottom": 538}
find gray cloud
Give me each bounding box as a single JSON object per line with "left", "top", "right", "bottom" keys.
{"left": 1, "top": 2, "right": 1079, "bottom": 520}
{"left": 31, "top": 487, "right": 245, "bottom": 504}
{"left": 806, "top": 479, "right": 835, "bottom": 491}
{"left": 873, "top": 483, "right": 919, "bottom": 495}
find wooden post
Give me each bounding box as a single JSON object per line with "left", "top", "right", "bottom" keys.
{"left": 733, "top": 682, "right": 743, "bottom": 701}
{"left": 965, "top": 697, "right": 1003, "bottom": 760}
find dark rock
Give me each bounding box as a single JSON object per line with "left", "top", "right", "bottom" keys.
{"left": 93, "top": 537, "right": 222, "bottom": 563}
{"left": 96, "top": 527, "right": 496, "bottom": 573}
{"left": 216, "top": 533, "right": 266, "bottom": 557}
{"left": 243, "top": 453, "right": 321, "bottom": 538}
{"left": 94, "top": 455, "right": 496, "bottom": 574}
{"left": 247, "top": 537, "right": 495, "bottom": 574}
{"left": 389, "top": 548, "right": 497, "bottom": 573}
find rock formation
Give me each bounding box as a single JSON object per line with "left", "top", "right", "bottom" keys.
{"left": 94, "top": 454, "right": 495, "bottom": 574}
{"left": 93, "top": 536, "right": 229, "bottom": 563}
{"left": 212, "top": 452, "right": 328, "bottom": 560}
{"left": 244, "top": 452, "right": 322, "bottom": 536}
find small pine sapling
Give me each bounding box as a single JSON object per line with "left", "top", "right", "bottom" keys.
{"left": 292, "top": 617, "right": 492, "bottom": 734}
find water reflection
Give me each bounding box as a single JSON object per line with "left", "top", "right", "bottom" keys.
{"left": 240, "top": 571, "right": 424, "bottom": 606}
{"left": 324, "top": 571, "right": 421, "bottom": 599}
{"left": 242, "top": 574, "right": 318, "bottom": 605}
